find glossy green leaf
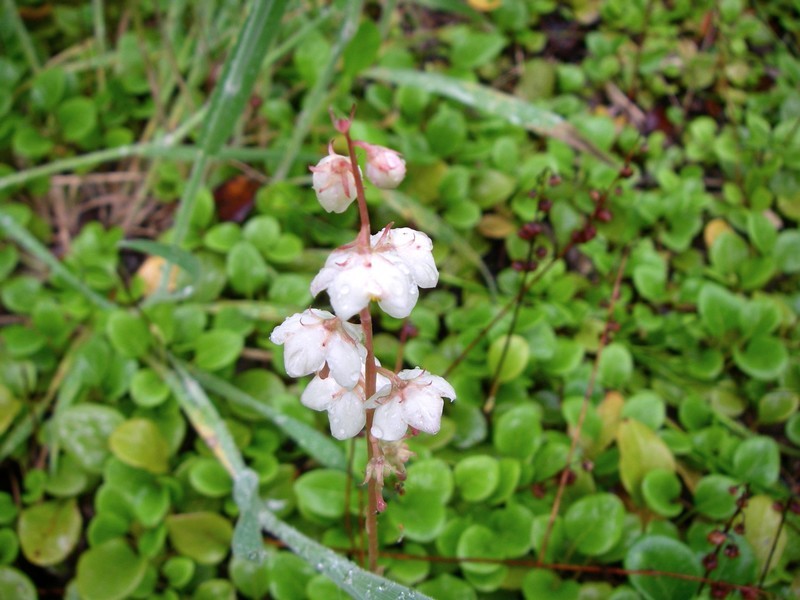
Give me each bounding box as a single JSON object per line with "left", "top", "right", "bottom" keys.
{"left": 598, "top": 343, "right": 634, "bottom": 388}
{"left": 565, "top": 493, "right": 625, "bottom": 556}
{"left": 194, "top": 330, "right": 244, "bottom": 371}
{"left": 189, "top": 458, "right": 233, "bottom": 498}
{"left": 18, "top": 499, "right": 81, "bottom": 566}
{"left": 56, "top": 404, "right": 125, "bottom": 474}
{"left": 227, "top": 241, "right": 269, "bottom": 296}
{"left": 625, "top": 536, "right": 701, "bottom": 600}
{"left": 77, "top": 538, "right": 147, "bottom": 600}
{"left": 487, "top": 334, "right": 530, "bottom": 383}
{"left": 774, "top": 230, "right": 800, "bottom": 273}
{"left": 733, "top": 335, "right": 788, "bottom": 380}
{"left": 109, "top": 419, "right": 170, "bottom": 475}
{"left": 697, "top": 282, "right": 741, "bottom": 338}
{"left": 522, "top": 569, "right": 580, "bottom": 600}
{"left": 57, "top": 96, "right": 97, "bottom": 142}
{"left": 454, "top": 455, "right": 500, "bottom": 503}
{"left": 0, "top": 566, "right": 36, "bottom": 600}
{"left": 130, "top": 368, "right": 170, "bottom": 408}
{"left": 641, "top": 469, "right": 682, "bottom": 517}
{"left": 456, "top": 525, "right": 505, "bottom": 577}
{"left": 294, "top": 470, "right": 350, "bottom": 523}
{"left": 732, "top": 436, "right": 780, "bottom": 487}
{"left": 166, "top": 512, "right": 233, "bottom": 566}
{"left": 105, "top": 311, "right": 152, "bottom": 358}
{"left": 758, "top": 390, "right": 799, "bottom": 424}
{"left": 694, "top": 475, "right": 739, "bottom": 519}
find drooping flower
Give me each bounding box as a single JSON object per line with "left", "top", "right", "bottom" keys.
{"left": 301, "top": 366, "right": 390, "bottom": 440}
{"left": 310, "top": 144, "right": 359, "bottom": 213}
{"left": 269, "top": 309, "right": 365, "bottom": 389}
{"left": 368, "top": 368, "right": 456, "bottom": 442}
{"left": 355, "top": 142, "right": 406, "bottom": 189}
{"left": 310, "top": 226, "right": 438, "bottom": 320}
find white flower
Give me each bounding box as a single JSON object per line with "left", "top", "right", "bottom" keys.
{"left": 356, "top": 142, "right": 406, "bottom": 189}
{"left": 310, "top": 145, "right": 359, "bottom": 213}
{"left": 301, "top": 375, "right": 366, "bottom": 440}
{"left": 368, "top": 368, "right": 456, "bottom": 442}
{"left": 310, "top": 227, "right": 438, "bottom": 320}
{"left": 269, "top": 309, "right": 365, "bottom": 389}
{"left": 371, "top": 227, "right": 438, "bottom": 288}
{"left": 301, "top": 366, "right": 390, "bottom": 440}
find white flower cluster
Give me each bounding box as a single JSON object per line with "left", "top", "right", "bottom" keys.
{"left": 269, "top": 141, "right": 455, "bottom": 442}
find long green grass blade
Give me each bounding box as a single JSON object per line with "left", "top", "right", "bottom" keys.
{"left": 259, "top": 507, "right": 432, "bottom": 600}
{"left": 188, "top": 365, "right": 348, "bottom": 472}
{"left": 169, "top": 0, "right": 288, "bottom": 255}
{"left": 365, "top": 67, "right": 613, "bottom": 162}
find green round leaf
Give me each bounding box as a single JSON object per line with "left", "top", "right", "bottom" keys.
{"left": 57, "top": 96, "right": 98, "bottom": 142}
{"left": 625, "top": 536, "right": 701, "bottom": 600}
{"left": 598, "top": 343, "right": 633, "bottom": 388}
{"left": 774, "top": 230, "right": 800, "bottom": 273}
{"left": 193, "top": 579, "right": 236, "bottom": 600}
{"left": 294, "top": 470, "right": 349, "bottom": 523}
{"left": 105, "top": 311, "right": 152, "bottom": 358}
{"left": 30, "top": 68, "right": 66, "bottom": 110}
{"left": 565, "top": 493, "right": 624, "bottom": 556}
{"left": 417, "top": 574, "right": 477, "bottom": 600}
{"left": 56, "top": 404, "right": 125, "bottom": 474}
{"left": 454, "top": 455, "right": 500, "bottom": 503}
{"left": 18, "top": 499, "right": 81, "bottom": 566}
{"left": 622, "top": 391, "right": 665, "bottom": 430}
{"left": 787, "top": 413, "right": 800, "bottom": 446}
{"left": 732, "top": 436, "right": 780, "bottom": 487}
{"left": 189, "top": 458, "right": 233, "bottom": 498}
{"left": 487, "top": 334, "right": 529, "bottom": 383}
{"left": 522, "top": 569, "right": 580, "bottom": 600}
{"left": 203, "top": 222, "right": 242, "bottom": 253}
{"left": 489, "top": 504, "right": 533, "bottom": 557}
{"left": 493, "top": 403, "right": 542, "bottom": 461}
{"left": 230, "top": 554, "right": 270, "bottom": 599}
{"left": 227, "top": 241, "right": 268, "bottom": 296}
{"left": 758, "top": 390, "right": 798, "bottom": 425}
{"left": 77, "top": 538, "right": 147, "bottom": 600}
{"left": 456, "top": 525, "right": 505, "bottom": 576}
{"left": 387, "top": 489, "right": 447, "bottom": 543}
{"left": 0, "top": 566, "right": 37, "bottom": 600}
{"left": 694, "top": 474, "right": 739, "bottom": 520}
{"left": 162, "top": 556, "right": 195, "bottom": 589}
{"left": 641, "top": 469, "right": 683, "bottom": 517}
{"left": 403, "top": 458, "right": 453, "bottom": 504}
{"left": 109, "top": 418, "right": 170, "bottom": 475}
{"left": 194, "top": 330, "right": 244, "bottom": 371}
{"left": 166, "top": 512, "right": 232, "bottom": 565}
{"left": 130, "top": 368, "right": 170, "bottom": 408}
{"left": 733, "top": 336, "right": 788, "bottom": 381}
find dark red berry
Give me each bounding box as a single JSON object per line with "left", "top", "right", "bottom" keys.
{"left": 728, "top": 485, "right": 740, "bottom": 495}
{"left": 710, "top": 583, "right": 730, "bottom": 598}
{"left": 549, "top": 175, "right": 562, "bottom": 186}
{"left": 518, "top": 222, "right": 544, "bottom": 241}
{"left": 538, "top": 198, "right": 553, "bottom": 212}
{"left": 724, "top": 544, "right": 739, "bottom": 558}
{"left": 790, "top": 501, "right": 800, "bottom": 515}
{"left": 589, "top": 190, "right": 603, "bottom": 203}
{"left": 528, "top": 189, "right": 538, "bottom": 199}
{"left": 702, "top": 553, "right": 718, "bottom": 571}
{"left": 594, "top": 207, "right": 613, "bottom": 222}
{"left": 535, "top": 246, "right": 548, "bottom": 259}
{"left": 734, "top": 523, "right": 745, "bottom": 535}
{"left": 563, "top": 469, "right": 577, "bottom": 485}
{"left": 620, "top": 165, "right": 633, "bottom": 178}
{"left": 583, "top": 225, "right": 597, "bottom": 242}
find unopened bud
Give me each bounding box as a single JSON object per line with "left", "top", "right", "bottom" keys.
{"left": 620, "top": 165, "right": 633, "bottom": 178}
{"left": 594, "top": 207, "right": 613, "bottom": 222}
{"left": 356, "top": 142, "right": 406, "bottom": 189}
{"left": 310, "top": 144, "right": 358, "bottom": 213}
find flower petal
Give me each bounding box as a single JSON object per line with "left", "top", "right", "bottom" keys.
{"left": 282, "top": 327, "right": 327, "bottom": 377}
{"left": 371, "top": 400, "right": 408, "bottom": 441}
{"left": 327, "top": 390, "right": 366, "bottom": 440}
{"left": 326, "top": 334, "right": 364, "bottom": 389}
{"left": 401, "top": 390, "right": 444, "bottom": 435}
{"left": 300, "top": 375, "right": 339, "bottom": 411}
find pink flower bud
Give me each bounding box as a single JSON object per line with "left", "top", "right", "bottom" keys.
{"left": 356, "top": 142, "right": 406, "bottom": 189}
{"left": 310, "top": 144, "right": 358, "bottom": 213}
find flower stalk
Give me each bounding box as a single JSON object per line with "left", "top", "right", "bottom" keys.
{"left": 269, "top": 108, "right": 455, "bottom": 573}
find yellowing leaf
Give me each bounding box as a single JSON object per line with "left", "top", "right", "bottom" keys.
{"left": 704, "top": 218, "right": 732, "bottom": 249}
{"left": 741, "top": 495, "right": 787, "bottom": 575}
{"left": 589, "top": 391, "right": 624, "bottom": 457}
{"left": 467, "top": 0, "right": 502, "bottom": 11}
{"left": 136, "top": 255, "right": 178, "bottom": 296}
{"left": 617, "top": 419, "right": 676, "bottom": 504}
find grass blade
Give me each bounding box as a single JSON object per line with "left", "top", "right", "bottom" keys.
{"left": 188, "top": 365, "right": 347, "bottom": 472}
{"left": 365, "top": 67, "right": 613, "bottom": 162}
{"left": 259, "top": 507, "right": 432, "bottom": 600}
